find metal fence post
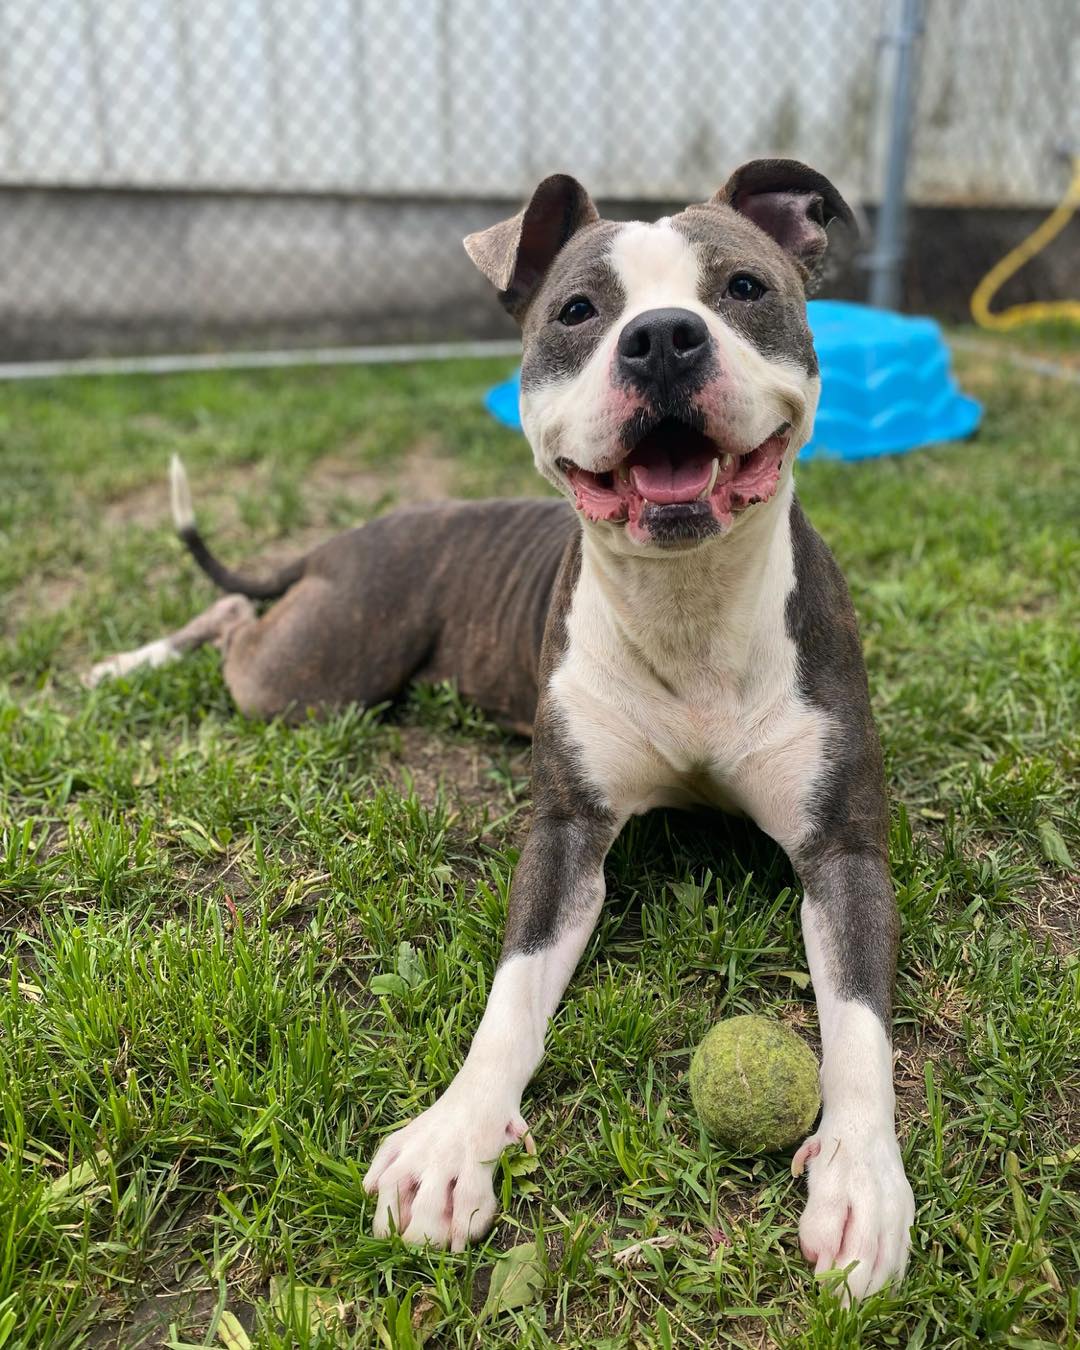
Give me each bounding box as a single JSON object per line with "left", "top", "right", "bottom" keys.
{"left": 867, "top": 0, "right": 925, "bottom": 310}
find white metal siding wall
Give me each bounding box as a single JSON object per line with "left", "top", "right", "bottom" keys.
{"left": 2, "top": 0, "right": 1069, "bottom": 204}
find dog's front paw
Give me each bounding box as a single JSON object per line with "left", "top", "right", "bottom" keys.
{"left": 363, "top": 1091, "right": 530, "bottom": 1250}
{"left": 793, "top": 1118, "right": 914, "bottom": 1303}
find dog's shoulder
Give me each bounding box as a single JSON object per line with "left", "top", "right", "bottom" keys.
{"left": 786, "top": 494, "right": 888, "bottom": 854}
{"left": 785, "top": 494, "right": 868, "bottom": 692}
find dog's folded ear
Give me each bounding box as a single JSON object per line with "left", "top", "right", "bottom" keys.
{"left": 713, "top": 159, "right": 855, "bottom": 290}
{"left": 465, "top": 175, "right": 599, "bottom": 319}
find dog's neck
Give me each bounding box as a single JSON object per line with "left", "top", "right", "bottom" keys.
{"left": 576, "top": 472, "right": 796, "bottom": 678}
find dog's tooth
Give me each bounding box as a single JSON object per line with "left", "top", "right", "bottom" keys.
{"left": 720, "top": 452, "right": 734, "bottom": 473}
{"left": 617, "top": 464, "right": 630, "bottom": 484}
{"left": 699, "top": 457, "right": 720, "bottom": 500}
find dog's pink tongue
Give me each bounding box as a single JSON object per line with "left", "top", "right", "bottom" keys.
{"left": 629, "top": 448, "right": 715, "bottom": 504}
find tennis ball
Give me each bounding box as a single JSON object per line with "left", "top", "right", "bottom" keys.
{"left": 689, "top": 1014, "right": 820, "bottom": 1155}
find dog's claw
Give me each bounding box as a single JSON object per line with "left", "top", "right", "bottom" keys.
{"left": 791, "top": 1134, "right": 821, "bottom": 1177}
{"left": 505, "top": 1113, "right": 535, "bottom": 1154}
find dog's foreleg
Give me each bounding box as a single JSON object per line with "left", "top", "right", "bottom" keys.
{"left": 363, "top": 809, "right": 617, "bottom": 1250}
{"left": 792, "top": 851, "right": 915, "bottom": 1302}
{"left": 84, "top": 594, "right": 254, "bottom": 687}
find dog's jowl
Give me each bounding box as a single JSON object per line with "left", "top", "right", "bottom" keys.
{"left": 90, "top": 159, "right": 914, "bottom": 1301}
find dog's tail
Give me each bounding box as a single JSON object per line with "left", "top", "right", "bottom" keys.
{"left": 169, "top": 455, "right": 305, "bottom": 601}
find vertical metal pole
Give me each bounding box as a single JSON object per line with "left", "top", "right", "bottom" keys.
{"left": 868, "top": 0, "right": 924, "bottom": 310}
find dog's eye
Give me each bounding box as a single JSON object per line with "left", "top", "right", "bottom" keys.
{"left": 558, "top": 296, "right": 597, "bottom": 326}
{"left": 727, "top": 273, "right": 767, "bottom": 302}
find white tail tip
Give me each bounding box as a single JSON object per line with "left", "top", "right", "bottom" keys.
{"left": 169, "top": 454, "right": 195, "bottom": 531}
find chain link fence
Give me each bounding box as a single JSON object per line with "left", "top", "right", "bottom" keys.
{"left": 0, "top": 0, "right": 1076, "bottom": 361}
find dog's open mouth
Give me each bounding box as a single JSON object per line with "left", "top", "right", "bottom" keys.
{"left": 558, "top": 417, "right": 790, "bottom": 538}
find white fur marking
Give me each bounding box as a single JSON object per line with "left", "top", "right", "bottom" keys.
{"left": 84, "top": 638, "right": 177, "bottom": 687}
{"left": 607, "top": 219, "right": 701, "bottom": 315}
{"left": 364, "top": 899, "right": 602, "bottom": 1249}
{"left": 169, "top": 454, "right": 194, "bottom": 531}
{"left": 795, "top": 901, "right": 915, "bottom": 1303}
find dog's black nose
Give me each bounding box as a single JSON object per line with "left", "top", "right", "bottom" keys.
{"left": 616, "top": 307, "right": 711, "bottom": 395}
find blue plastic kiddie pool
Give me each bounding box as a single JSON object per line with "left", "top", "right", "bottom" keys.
{"left": 484, "top": 299, "right": 981, "bottom": 461}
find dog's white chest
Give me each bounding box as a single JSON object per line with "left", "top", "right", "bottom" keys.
{"left": 628, "top": 675, "right": 785, "bottom": 803}
{"left": 549, "top": 510, "right": 832, "bottom": 852}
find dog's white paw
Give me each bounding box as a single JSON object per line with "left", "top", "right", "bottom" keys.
{"left": 794, "top": 1118, "right": 914, "bottom": 1304}
{"left": 363, "top": 1090, "right": 530, "bottom": 1250}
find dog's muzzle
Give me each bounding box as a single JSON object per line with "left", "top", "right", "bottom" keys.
{"left": 558, "top": 415, "right": 791, "bottom": 546}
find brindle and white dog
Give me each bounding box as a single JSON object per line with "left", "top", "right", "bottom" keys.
{"left": 89, "top": 159, "right": 915, "bottom": 1300}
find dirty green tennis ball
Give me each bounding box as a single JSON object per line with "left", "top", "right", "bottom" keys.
{"left": 689, "top": 1014, "right": 821, "bottom": 1155}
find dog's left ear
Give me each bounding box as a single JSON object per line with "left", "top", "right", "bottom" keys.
{"left": 713, "top": 159, "right": 855, "bottom": 289}
{"left": 464, "top": 174, "right": 599, "bottom": 320}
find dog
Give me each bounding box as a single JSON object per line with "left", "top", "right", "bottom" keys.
{"left": 88, "top": 159, "right": 915, "bottom": 1301}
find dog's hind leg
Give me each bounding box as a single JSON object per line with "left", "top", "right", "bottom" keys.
{"left": 83, "top": 593, "right": 255, "bottom": 687}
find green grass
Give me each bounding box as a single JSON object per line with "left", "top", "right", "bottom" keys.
{"left": 1, "top": 345, "right": 1078, "bottom": 1348}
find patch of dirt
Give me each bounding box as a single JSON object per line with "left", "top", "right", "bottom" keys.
{"left": 304, "top": 458, "right": 388, "bottom": 510}
{"left": 88, "top": 1253, "right": 264, "bottom": 1350}
{"left": 101, "top": 440, "right": 457, "bottom": 534}
{"left": 378, "top": 724, "right": 531, "bottom": 829}
{"left": 92, "top": 441, "right": 462, "bottom": 618}
{"left": 1023, "top": 876, "right": 1080, "bottom": 956}
{"left": 891, "top": 1030, "right": 962, "bottom": 1132}
{"left": 95, "top": 444, "right": 462, "bottom": 623}
{"left": 1054, "top": 1085, "right": 1080, "bottom": 1148}
{"left": 103, "top": 478, "right": 177, "bottom": 528}
{"left": 4, "top": 573, "right": 82, "bottom": 629}
{"left": 35, "top": 575, "right": 81, "bottom": 614}
{"left": 89, "top": 1281, "right": 223, "bottom": 1350}
{"left": 308, "top": 437, "right": 456, "bottom": 511}
{"left": 103, "top": 460, "right": 269, "bottom": 532}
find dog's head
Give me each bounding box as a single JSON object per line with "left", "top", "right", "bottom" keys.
{"left": 466, "top": 160, "right": 853, "bottom": 553}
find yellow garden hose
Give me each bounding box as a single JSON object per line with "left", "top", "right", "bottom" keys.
{"left": 969, "top": 157, "right": 1080, "bottom": 330}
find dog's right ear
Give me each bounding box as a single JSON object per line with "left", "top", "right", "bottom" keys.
{"left": 464, "top": 175, "right": 599, "bottom": 320}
